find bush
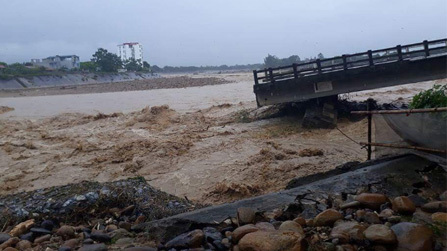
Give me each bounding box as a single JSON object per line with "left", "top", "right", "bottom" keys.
{"left": 410, "top": 84, "right": 447, "bottom": 109}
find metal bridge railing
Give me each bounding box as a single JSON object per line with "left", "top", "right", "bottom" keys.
{"left": 253, "top": 38, "right": 447, "bottom": 85}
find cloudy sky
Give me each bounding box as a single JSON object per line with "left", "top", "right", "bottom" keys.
{"left": 1, "top": 0, "right": 446, "bottom": 66}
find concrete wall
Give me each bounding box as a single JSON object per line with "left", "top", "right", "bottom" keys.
{"left": 0, "top": 72, "right": 158, "bottom": 89}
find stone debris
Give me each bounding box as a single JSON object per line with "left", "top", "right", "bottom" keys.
{"left": 0, "top": 160, "right": 445, "bottom": 250}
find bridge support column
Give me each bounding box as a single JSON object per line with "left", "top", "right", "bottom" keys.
{"left": 302, "top": 96, "right": 338, "bottom": 128}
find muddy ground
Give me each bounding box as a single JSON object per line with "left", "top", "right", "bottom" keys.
{"left": 0, "top": 73, "right": 445, "bottom": 205}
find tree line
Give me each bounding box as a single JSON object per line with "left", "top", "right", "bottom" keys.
{"left": 81, "top": 48, "right": 150, "bottom": 73}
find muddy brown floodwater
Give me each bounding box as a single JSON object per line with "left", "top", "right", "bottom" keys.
{"left": 0, "top": 73, "right": 444, "bottom": 204}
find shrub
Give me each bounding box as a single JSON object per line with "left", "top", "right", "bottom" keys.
{"left": 410, "top": 84, "right": 447, "bottom": 109}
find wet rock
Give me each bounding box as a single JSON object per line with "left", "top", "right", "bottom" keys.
{"left": 391, "top": 222, "right": 433, "bottom": 251}
{"left": 314, "top": 209, "right": 343, "bottom": 226}
{"left": 15, "top": 240, "right": 32, "bottom": 250}
{"left": 407, "top": 194, "right": 428, "bottom": 207}
{"left": 62, "top": 238, "right": 81, "bottom": 249}
{"left": 110, "top": 228, "right": 133, "bottom": 242}
{"left": 378, "top": 208, "right": 394, "bottom": 219}
{"left": 78, "top": 243, "right": 108, "bottom": 251}
{"left": 340, "top": 201, "right": 361, "bottom": 210}
{"left": 118, "top": 221, "right": 132, "bottom": 231}
{"left": 293, "top": 217, "right": 306, "bottom": 226}
{"left": 421, "top": 201, "right": 447, "bottom": 213}
{"left": 412, "top": 210, "right": 433, "bottom": 224}
{"left": 19, "top": 232, "right": 34, "bottom": 242}
{"left": 364, "top": 212, "right": 381, "bottom": 224}
{"left": 119, "top": 205, "right": 135, "bottom": 216}
{"left": 255, "top": 222, "right": 275, "bottom": 231}
{"left": 9, "top": 219, "right": 35, "bottom": 237}
{"left": 105, "top": 225, "right": 117, "bottom": 232}
{"left": 3, "top": 248, "right": 18, "bottom": 251}
{"left": 392, "top": 196, "right": 416, "bottom": 214}
{"left": 364, "top": 224, "right": 397, "bottom": 245}
{"left": 355, "top": 193, "right": 388, "bottom": 210}
{"left": 124, "top": 248, "right": 156, "bottom": 251}
{"left": 387, "top": 216, "right": 401, "bottom": 223}
{"left": 134, "top": 215, "right": 146, "bottom": 225}
{"left": 115, "top": 237, "right": 134, "bottom": 245}
{"left": 440, "top": 190, "right": 447, "bottom": 201}
{"left": 165, "top": 229, "right": 204, "bottom": 249}
{"left": 203, "top": 227, "right": 223, "bottom": 243}
{"left": 30, "top": 227, "right": 52, "bottom": 236}
{"left": 0, "top": 237, "right": 19, "bottom": 250}
{"left": 237, "top": 207, "right": 256, "bottom": 225}
{"left": 238, "top": 230, "right": 306, "bottom": 251}
{"left": 278, "top": 221, "right": 304, "bottom": 235}
{"left": 231, "top": 224, "right": 259, "bottom": 243}
{"left": 83, "top": 238, "right": 94, "bottom": 244}
{"left": 41, "top": 220, "right": 55, "bottom": 231}
{"left": 432, "top": 212, "right": 447, "bottom": 223}
{"left": 0, "top": 233, "right": 11, "bottom": 244}
{"left": 90, "top": 231, "right": 111, "bottom": 243}
{"left": 355, "top": 210, "right": 366, "bottom": 222}
{"left": 56, "top": 226, "right": 75, "bottom": 240}
{"left": 59, "top": 247, "right": 71, "bottom": 251}
{"left": 34, "top": 234, "right": 51, "bottom": 243}
{"left": 329, "top": 221, "right": 366, "bottom": 243}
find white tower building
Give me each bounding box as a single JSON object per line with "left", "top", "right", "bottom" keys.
{"left": 117, "top": 42, "right": 143, "bottom": 63}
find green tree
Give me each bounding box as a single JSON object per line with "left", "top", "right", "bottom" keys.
{"left": 91, "top": 48, "right": 122, "bottom": 72}
{"left": 317, "top": 53, "right": 325, "bottom": 59}
{"left": 143, "top": 61, "right": 150, "bottom": 69}
{"left": 80, "top": 61, "right": 97, "bottom": 72}
{"left": 124, "top": 58, "right": 143, "bottom": 72}
{"left": 264, "top": 54, "right": 281, "bottom": 68}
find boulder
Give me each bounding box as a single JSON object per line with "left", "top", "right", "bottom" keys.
{"left": 56, "top": 226, "right": 75, "bottom": 240}
{"left": 232, "top": 224, "right": 259, "bottom": 243}
{"left": 237, "top": 207, "right": 256, "bottom": 225}
{"left": 165, "top": 229, "right": 204, "bottom": 249}
{"left": 239, "top": 230, "right": 306, "bottom": 251}
{"left": 255, "top": 222, "right": 275, "bottom": 231}
{"left": 440, "top": 190, "right": 447, "bottom": 201}
{"left": 432, "top": 212, "right": 447, "bottom": 223}
{"left": 329, "top": 221, "right": 366, "bottom": 243}
{"left": 364, "top": 224, "right": 397, "bottom": 244}
{"left": 34, "top": 234, "right": 51, "bottom": 243}
{"left": 314, "top": 209, "right": 343, "bottom": 226}
{"left": 421, "top": 201, "right": 447, "bottom": 213}
{"left": 355, "top": 193, "right": 388, "bottom": 210}
{"left": 378, "top": 209, "right": 394, "bottom": 219}
{"left": 0, "top": 233, "right": 11, "bottom": 244}
{"left": 391, "top": 222, "right": 433, "bottom": 251}
{"left": 392, "top": 196, "right": 416, "bottom": 214}
{"left": 78, "top": 243, "right": 108, "bottom": 251}
{"left": 0, "top": 237, "right": 19, "bottom": 250}
{"left": 9, "top": 219, "right": 35, "bottom": 237}
{"left": 15, "top": 240, "right": 32, "bottom": 250}
{"left": 363, "top": 212, "right": 381, "bottom": 224}
{"left": 278, "top": 221, "right": 304, "bottom": 235}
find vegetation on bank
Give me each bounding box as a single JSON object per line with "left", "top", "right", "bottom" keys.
{"left": 410, "top": 84, "right": 447, "bottom": 109}
{"left": 1, "top": 50, "right": 326, "bottom": 78}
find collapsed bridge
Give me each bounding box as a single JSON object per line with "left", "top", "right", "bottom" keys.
{"left": 253, "top": 39, "right": 447, "bottom": 107}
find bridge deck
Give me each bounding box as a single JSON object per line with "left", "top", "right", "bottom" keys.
{"left": 253, "top": 39, "right": 447, "bottom": 107}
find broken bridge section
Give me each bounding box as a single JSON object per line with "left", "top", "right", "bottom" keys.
{"left": 253, "top": 39, "right": 447, "bottom": 107}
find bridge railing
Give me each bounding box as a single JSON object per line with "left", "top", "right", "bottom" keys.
{"left": 253, "top": 39, "right": 447, "bottom": 85}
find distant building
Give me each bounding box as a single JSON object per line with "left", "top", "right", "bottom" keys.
{"left": 32, "top": 55, "right": 80, "bottom": 70}
{"left": 117, "top": 42, "right": 143, "bottom": 63}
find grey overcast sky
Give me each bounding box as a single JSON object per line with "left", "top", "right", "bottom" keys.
{"left": 0, "top": 0, "right": 446, "bottom": 66}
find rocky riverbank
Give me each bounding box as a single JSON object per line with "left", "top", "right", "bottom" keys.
{"left": 0, "top": 155, "right": 445, "bottom": 250}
